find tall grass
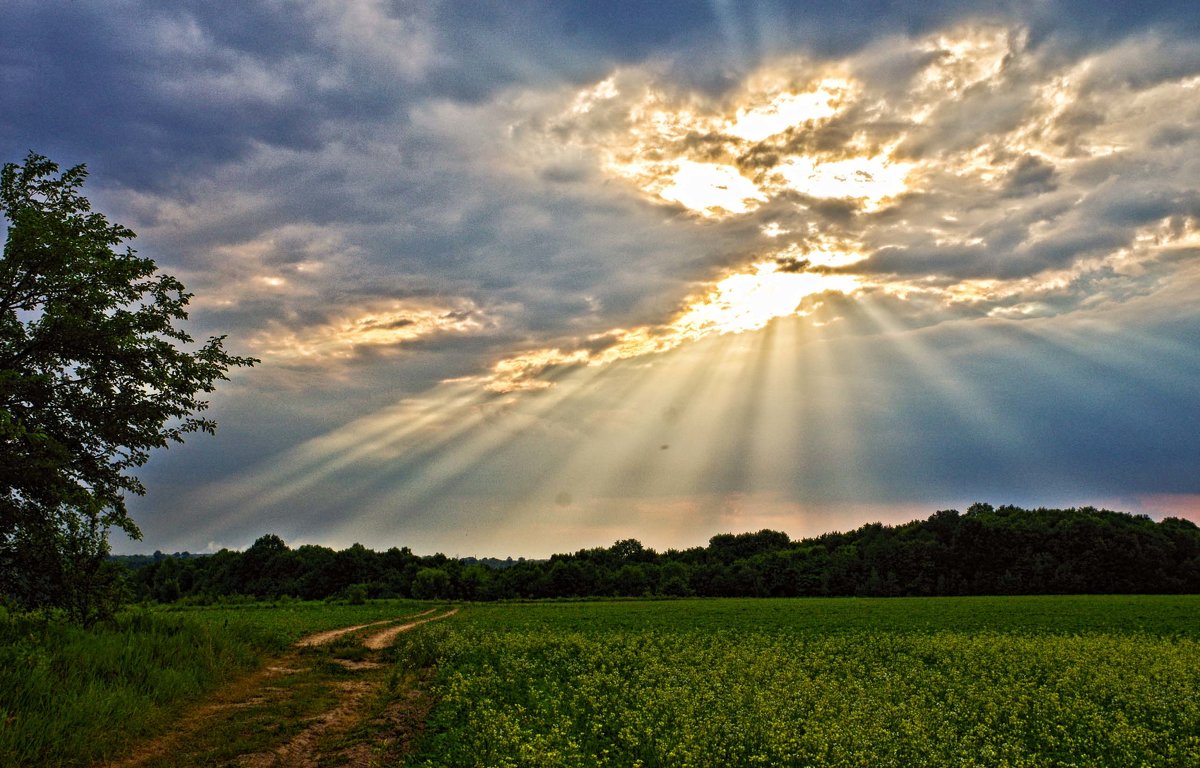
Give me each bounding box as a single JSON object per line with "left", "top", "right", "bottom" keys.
{"left": 0, "top": 605, "right": 263, "bottom": 767}
{"left": 0, "top": 598, "right": 430, "bottom": 766}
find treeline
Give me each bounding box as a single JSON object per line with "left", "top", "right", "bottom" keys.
{"left": 125, "top": 504, "right": 1200, "bottom": 602}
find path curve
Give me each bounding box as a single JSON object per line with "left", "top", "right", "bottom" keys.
{"left": 242, "top": 607, "right": 460, "bottom": 767}
{"left": 364, "top": 608, "right": 459, "bottom": 650}
{"left": 105, "top": 606, "right": 458, "bottom": 768}
{"left": 295, "top": 608, "right": 436, "bottom": 647}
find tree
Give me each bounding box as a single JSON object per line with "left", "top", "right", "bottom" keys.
{"left": 0, "top": 153, "right": 256, "bottom": 623}
{"left": 411, "top": 567, "right": 450, "bottom": 600}
{"left": 610, "top": 538, "right": 651, "bottom": 562}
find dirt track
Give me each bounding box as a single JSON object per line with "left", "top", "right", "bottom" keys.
{"left": 295, "top": 608, "right": 437, "bottom": 647}
{"left": 106, "top": 607, "right": 458, "bottom": 768}
{"left": 364, "top": 608, "right": 459, "bottom": 650}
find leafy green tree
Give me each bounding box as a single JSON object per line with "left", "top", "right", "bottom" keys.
{"left": 707, "top": 529, "right": 791, "bottom": 562}
{"left": 613, "top": 563, "right": 648, "bottom": 596}
{"left": 610, "top": 538, "right": 652, "bottom": 562}
{"left": 411, "top": 567, "right": 450, "bottom": 600}
{"left": 0, "top": 153, "right": 256, "bottom": 623}
{"left": 458, "top": 563, "right": 493, "bottom": 601}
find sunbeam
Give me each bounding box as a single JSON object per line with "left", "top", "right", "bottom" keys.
{"left": 740, "top": 310, "right": 807, "bottom": 495}
{"left": 71, "top": 6, "right": 1200, "bottom": 557}
{"left": 792, "top": 311, "right": 875, "bottom": 503}
{"left": 329, "top": 359, "right": 632, "bottom": 543}
{"left": 853, "top": 293, "right": 1029, "bottom": 453}
{"left": 180, "top": 381, "right": 494, "bottom": 540}
{"left": 515, "top": 322, "right": 738, "bottom": 527}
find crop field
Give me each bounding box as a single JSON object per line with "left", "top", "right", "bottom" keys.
{"left": 404, "top": 596, "right": 1200, "bottom": 767}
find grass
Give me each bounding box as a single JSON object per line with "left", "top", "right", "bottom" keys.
{"left": 126, "top": 648, "right": 347, "bottom": 767}
{"left": 156, "top": 598, "right": 436, "bottom": 649}
{"left": 0, "top": 599, "right": 426, "bottom": 768}
{"left": 123, "top": 605, "right": 450, "bottom": 767}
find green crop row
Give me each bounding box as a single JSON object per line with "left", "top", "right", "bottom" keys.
{"left": 444, "top": 594, "right": 1200, "bottom": 637}
{"left": 406, "top": 598, "right": 1200, "bottom": 767}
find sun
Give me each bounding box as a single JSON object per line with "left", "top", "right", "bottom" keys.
{"left": 672, "top": 260, "right": 859, "bottom": 337}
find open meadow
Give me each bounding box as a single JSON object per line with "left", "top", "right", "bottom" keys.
{"left": 2, "top": 595, "right": 1198, "bottom": 766}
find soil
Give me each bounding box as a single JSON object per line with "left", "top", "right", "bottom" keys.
{"left": 363, "top": 608, "right": 459, "bottom": 650}
{"left": 235, "top": 680, "right": 376, "bottom": 768}
{"left": 295, "top": 608, "right": 436, "bottom": 648}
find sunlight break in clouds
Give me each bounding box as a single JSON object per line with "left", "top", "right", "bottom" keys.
{"left": 474, "top": 22, "right": 1200, "bottom": 396}
{"left": 575, "top": 69, "right": 914, "bottom": 218}
{"left": 253, "top": 301, "right": 484, "bottom": 361}
{"left": 771, "top": 151, "right": 913, "bottom": 211}
{"left": 725, "top": 86, "right": 846, "bottom": 142}
{"left": 654, "top": 159, "right": 767, "bottom": 216}
{"left": 478, "top": 254, "right": 861, "bottom": 393}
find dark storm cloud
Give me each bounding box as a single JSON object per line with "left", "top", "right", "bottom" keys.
{"left": 6, "top": 0, "right": 1200, "bottom": 183}
{"left": 4, "top": 3, "right": 1190, "bottom": 316}
{"left": 2, "top": 0, "right": 443, "bottom": 190}
{"left": 1001, "top": 154, "right": 1057, "bottom": 197}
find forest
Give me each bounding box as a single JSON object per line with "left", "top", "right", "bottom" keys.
{"left": 123, "top": 504, "right": 1200, "bottom": 603}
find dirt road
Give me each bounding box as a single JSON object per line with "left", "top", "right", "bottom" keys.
{"left": 106, "top": 607, "right": 458, "bottom": 768}
{"left": 364, "top": 608, "right": 458, "bottom": 650}
{"left": 295, "top": 608, "right": 437, "bottom": 647}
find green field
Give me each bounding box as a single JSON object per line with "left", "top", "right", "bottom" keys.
{"left": 405, "top": 596, "right": 1200, "bottom": 767}
{"left": 3, "top": 595, "right": 1199, "bottom": 767}
{"left": 0, "top": 599, "right": 428, "bottom": 767}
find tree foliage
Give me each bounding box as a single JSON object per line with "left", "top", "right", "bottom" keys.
{"left": 0, "top": 153, "right": 256, "bottom": 622}
{"left": 127, "top": 506, "right": 1200, "bottom": 603}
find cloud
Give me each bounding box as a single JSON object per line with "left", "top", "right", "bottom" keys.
{"left": 1, "top": 0, "right": 438, "bottom": 189}
{"left": 14, "top": 10, "right": 1197, "bottom": 407}
{"left": 11, "top": 7, "right": 1199, "bottom": 398}
{"left": 6, "top": 2, "right": 1200, "bottom": 554}
{"left": 1001, "top": 154, "right": 1058, "bottom": 197}
{"left": 251, "top": 302, "right": 486, "bottom": 363}
{"left": 435, "top": 22, "right": 1200, "bottom": 390}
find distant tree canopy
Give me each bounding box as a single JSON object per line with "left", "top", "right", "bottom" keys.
{"left": 0, "top": 153, "right": 256, "bottom": 623}
{"left": 125, "top": 505, "right": 1200, "bottom": 603}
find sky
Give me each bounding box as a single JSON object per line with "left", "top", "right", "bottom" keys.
{"left": 3, "top": 1, "right": 1200, "bottom": 557}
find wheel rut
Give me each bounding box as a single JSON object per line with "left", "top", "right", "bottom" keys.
{"left": 104, "top": 607, "right": 458, "bottom": 768}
